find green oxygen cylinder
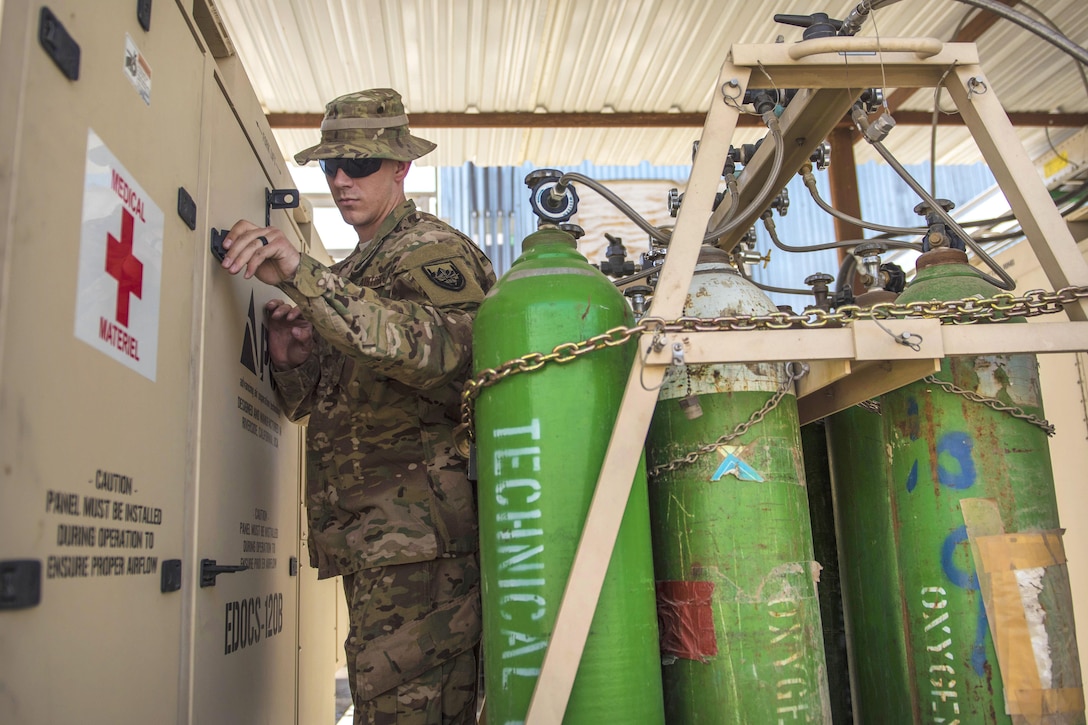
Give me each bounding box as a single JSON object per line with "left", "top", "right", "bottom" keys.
{"left": 473, "top": 227, "right": 665, "bottom": 724}
{"left": 824, "top": 287, "right": 916, "bottom": 723}
{"left": 881, "top": 248, "right": 1084, "bottom": 723}
{"left": 645, "top": 246, "right": 831, "bottom": 723}
{"left": 825, "top": 403, "right": 916, "bottom": 723}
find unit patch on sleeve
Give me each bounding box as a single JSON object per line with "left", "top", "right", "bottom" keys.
{"left": 421, "top": 260, "right": 466, "bottom": 291}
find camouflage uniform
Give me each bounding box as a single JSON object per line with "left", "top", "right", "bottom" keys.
{"left": 273, "top": 89, "right": 495, "bottom": 724}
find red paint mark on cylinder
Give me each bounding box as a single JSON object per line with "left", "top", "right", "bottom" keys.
{"left": 656, "top": 580, "right": 718, "bottom": 661}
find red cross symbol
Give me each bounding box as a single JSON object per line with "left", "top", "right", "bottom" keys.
{"left": 106, "top": 208, "right": 144, "bottom": 327}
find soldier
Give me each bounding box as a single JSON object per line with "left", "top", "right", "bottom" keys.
{"left": 218, "top": 88, "right": 494, "bottom": 724}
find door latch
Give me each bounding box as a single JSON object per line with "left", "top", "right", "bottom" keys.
{"left": 210, "top": 228, "right": 229, "bottom": 263}
{"left": 200, "top": 559, "right": 249, "bottom": 588}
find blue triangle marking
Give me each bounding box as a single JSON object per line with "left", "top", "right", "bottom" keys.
{"left": 711, "top": 453, "right": 765, "bottom": 482}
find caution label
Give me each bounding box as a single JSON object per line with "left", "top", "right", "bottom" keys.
{"left": 122, "top": 34, "right": 152, "bottom": 105}
{"left": 74, "top": 129, "right": 163, "bottom": 380}
{"left": 239, "top": 507, "right": 279, "bottom": 570}
{"left": 42, "top": 468, "right": 165, "bottom": 580}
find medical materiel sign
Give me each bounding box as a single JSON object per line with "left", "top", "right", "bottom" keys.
{"left": 74, "top": 128, "right": 163, "bottom": 380}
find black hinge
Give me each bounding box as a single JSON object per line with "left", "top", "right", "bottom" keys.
{"left": 160, "top": 559, "right": 182, "bottom": 593}
{"left": 177, "top": 187, "right": 197, "bottom": 230}
{"left": 0, "top": 560, "right": 42, "bottom": 610}
{"left": 136, "top": 0, "right": 152, "bottom": 32}
{"left": 38, "top": 7, "right": 80, "bottom": 81}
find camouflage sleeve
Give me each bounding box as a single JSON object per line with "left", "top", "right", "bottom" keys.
{"left": 269, "top": 351, "right": 321, "bottom": 422}
{"left": 277, "top": 247, "right": 487, "bottom": 389}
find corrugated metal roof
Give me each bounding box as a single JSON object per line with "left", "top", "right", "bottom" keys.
{"left": 214, "top": 0, "right": 1088, "bottom": 169}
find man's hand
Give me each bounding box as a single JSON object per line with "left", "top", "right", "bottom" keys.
{"left": 220, "top": 219, "right": 302, "bottom": 285}
{"left": 265, "top": 299, "right": 315, "bottom": 370}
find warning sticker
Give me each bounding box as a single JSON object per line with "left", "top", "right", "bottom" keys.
{"left": 74, "top": 129, "right": 163, "bottom": 380}
{"left": 122, "top": 34, "right": 152, "bottom": 105}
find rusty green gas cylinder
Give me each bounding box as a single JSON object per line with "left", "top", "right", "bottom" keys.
{"left": 645, "top": 246, "right": 831, "bottom": 723}
{"left": 825, "top": 287, "right": 915, "bottom": 723}
{"left": 826, "top": 403, "right": 915, "bottom": 722}
{"left": 881, "top": 249, "right": 1083, "bottom": 723}
{"left": 473, "top": 227, "right": 665, "bottom": 724}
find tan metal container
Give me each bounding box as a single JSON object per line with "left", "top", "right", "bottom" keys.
{"left": 0, "top": 2, "right": 337, "bottom": 723}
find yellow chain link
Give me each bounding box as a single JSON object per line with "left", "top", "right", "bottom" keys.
{"left": 457, "top": 285, "right": 1088, "bottom": 441}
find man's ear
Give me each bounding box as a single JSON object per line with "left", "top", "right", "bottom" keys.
{"left": 391, "top": 160, "right": 412, "bottom": 182}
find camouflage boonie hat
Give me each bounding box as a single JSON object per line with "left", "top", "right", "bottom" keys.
{"left": 294, "top": 88, "right": 436, "bottom": 164}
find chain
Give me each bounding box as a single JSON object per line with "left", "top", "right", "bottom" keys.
{"left": 856, "top": 399, "right": 883, "bottom": 415}
{"left": 922, "top": 375, "right": 1056, "bottom": 436}
{"left": 458, "top": 285, "right": 1088, "bottom": 440}
{"left": 648, "top": 362, "right": 808, "bottom": 477}
{"left": 457, "top": 324, "right": 642, "bottom": 438}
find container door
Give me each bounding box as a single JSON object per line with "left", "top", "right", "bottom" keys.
{"left": 184, "top": 69, "right": 302, "bottom": 725}
{"left": 0, "top": 2, "right": 205, "bottom": 722}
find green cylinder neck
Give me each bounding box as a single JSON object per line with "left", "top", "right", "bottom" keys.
{"left": 520, "top": 227, "right": 578, "bottom": 252}
{"left": 900, "top": 249, "right": 1000, "bottom": 303}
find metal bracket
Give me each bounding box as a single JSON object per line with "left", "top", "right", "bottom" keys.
{"left": 670, "top": 342, "right": 685, "bottom": 366}
{"left": 265, "top": 188, "right": 300, "bottom": 226}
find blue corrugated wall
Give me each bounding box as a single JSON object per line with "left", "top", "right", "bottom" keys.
{"left": 438, "top": 161, "right": 692, "bottom": 276}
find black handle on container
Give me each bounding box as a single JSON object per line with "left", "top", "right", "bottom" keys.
{"left": 200, "top": 559, "right": 249, "bottom": 587}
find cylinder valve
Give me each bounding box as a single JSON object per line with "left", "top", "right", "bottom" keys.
{"left": 524, "top": 168, "right": 580, "bottom": 224}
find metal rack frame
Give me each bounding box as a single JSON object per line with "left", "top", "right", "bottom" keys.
{"left": 523, "top": 37, "right": 1088, "bottom": 724}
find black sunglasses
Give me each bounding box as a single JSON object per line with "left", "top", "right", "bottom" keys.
{"left": 320, "top": 157, "right": 384, "bottom": 179}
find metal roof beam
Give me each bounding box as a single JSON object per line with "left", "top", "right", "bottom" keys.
{"left": 267, "top": 109, "right": 1088, "bottom": 129}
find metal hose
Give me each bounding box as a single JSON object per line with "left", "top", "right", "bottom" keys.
{"left": 554, "top": 110, "right": 787, "bottom": 248}
{"left": 851, "top": 106, "right": 1017, "bottom": 290}
{"left": 800, "top": 163, "right": 928, "bottom": 236}
{"left": 949, "top": 0, "right": 1088, "bottom": 66}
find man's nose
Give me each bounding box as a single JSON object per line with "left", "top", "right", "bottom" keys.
{"left": 332, "top": 168, "right": 354, "bottom": 186}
